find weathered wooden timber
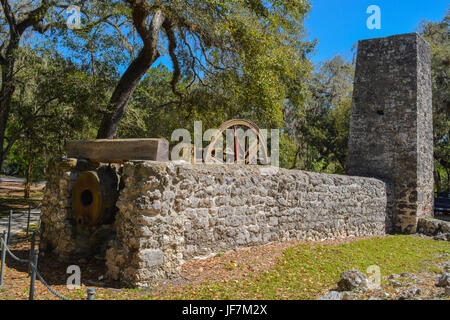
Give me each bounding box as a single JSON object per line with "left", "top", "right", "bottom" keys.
{"left": 66, "top": 138, "right": 169, "bottom": 163}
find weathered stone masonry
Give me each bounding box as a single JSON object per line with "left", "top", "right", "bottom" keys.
{"left": 40, "top": 160, "right": 390, "bottom": 286}
{"left": 40, "top": 159, "right": 79, "bottom": 259}
{"left": 40, "top": 159, "right": 118, "bottom": 260}
{"left": 105, "top": 162, "right": 389, "bottom": 286}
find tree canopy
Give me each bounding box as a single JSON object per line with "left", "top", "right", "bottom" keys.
{"left": 0, "top": 1, "right": 447, "bottom": 195}
{"left": 83, "top": 0, "right": 315, "bottom": 138}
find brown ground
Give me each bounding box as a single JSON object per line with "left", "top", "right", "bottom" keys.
{"left": 1, "top": 234, "right": 447, "bottom": 300}
{"left": 0, "top": 235, "right": 114, "bottom": 300}
{"left": 174, "top": 236, "right": 388, "bottom": 288}
{"left": 0, "top": 178, "right": 447, "bottom": 300}
{"left": 0, "top": 234, "right": 387, "bottom": 300}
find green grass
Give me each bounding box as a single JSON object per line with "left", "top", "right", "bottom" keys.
{"left": 17, "top": 223, "right": 41, "bottom": 240}
{"left": 3, "top": 235, "right": 446, "bottom": 300}
{"left": 149, "top": 235, "right": 450, "bottom": 300}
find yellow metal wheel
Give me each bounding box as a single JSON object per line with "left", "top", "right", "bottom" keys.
{"left": 72, "top": 171, "right": 103, "bottom": 226}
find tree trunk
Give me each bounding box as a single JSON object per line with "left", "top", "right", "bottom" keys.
{"left": 447, "top": 167, "right": 450, "bottom": 191}
{"left": 0, "top": 1, "right": 56, "bottom": 170}
{"left": 96, "top": 50, "right": 160, "bottom": 139}
{"left": 0, "top": 61, "right": 16, "bottom": 170}
{"left": 434, "top": 168, "right": 441, "bottom": 193}
{"left": 24, "top": 153, "right": 33, "bottom": 199}
{"left": 290, "top": 147, "right": 301, "bottom": 169}
{"left": 96, "top": 9, "right": 166, "bottom": 139}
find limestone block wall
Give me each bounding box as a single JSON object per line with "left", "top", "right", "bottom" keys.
{"left": 416, "top": 35, "right": 434, "bottom": 223}
{"left": 40, "top": 158, "right": 80, "bottom": 260}
{"left": 105, "top": 161, "right": 390, "bottom": 287}
{"left": 40, "top": 158, "right": 117, "bottom": 260}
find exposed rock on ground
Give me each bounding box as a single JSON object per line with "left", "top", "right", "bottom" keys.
{"left": 337, "top": 270, "right": 369, "bottom": 292}
{"left": 397, "top": 286, "right": 422, "bottom": 300}
{"left": 319, "top": 256, "right": 450, "bottom": 300}
{"left": 435, "top": 273, "right": 450, "bottom": 287}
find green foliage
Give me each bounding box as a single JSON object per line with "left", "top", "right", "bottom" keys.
{"left": 115, "top": 0, "right": 314, "bottom": 139}
{"left": 418, "top": 11, "right": 450, "bottom": 192}
{"left": 279, "top": 131, "right": 298, "bottom": 169}
{"left": 38, "top": 0, "right": 314, "bottom": 154}
{"left": 284, "top": 55, "right": 354, "bottom": 172}
{"left": 1, "top": 1, "right": 315, "bottom": 174}
{"left": 3, "top": 47, "right": 115, "bottom": 180}
{"left": 1, "top": 2, "right": 447, "bottom": 182}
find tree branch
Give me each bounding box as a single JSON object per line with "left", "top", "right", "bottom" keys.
{"left": 126, "top": 0, "right": 162, "bottom": 52}
{"left": 16, "top": 0, "right": 51, "bottom": 35}
{"left": 104, "top": 19, "right": 135, "bottom": 59}
{"left": 96, "top": 4, "right": 166, "bottom": 138}
{"left": 0, "top": 0, "right": 18, "bottom": 37}
{"left": 3, "top": 128, "right": 22, "bottom": 155}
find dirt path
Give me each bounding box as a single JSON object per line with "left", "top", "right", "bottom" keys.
{"left": 0, "top": 208, "right": 41, "bottom": 240}
{"left": 0, "top": 176, "right": 43, "bottom": 239}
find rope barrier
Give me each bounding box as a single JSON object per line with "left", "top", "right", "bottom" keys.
{"left": 0, "top": 236, "right": 70, "bottom": 300}
{"left": 11, "top": 212, "right": 26, "bottom": 220}
{"left": 8, "top": 204, "right": 42, "bottom": 218}
{"left": 29, "top": 262, "right": 70, "bottom": 300}
{"left": 1, "top": 238, "right": 29, "bottom": 263}
{"left": 1, "top": 204, "right": 42, "bottom": 236}
{"left": 1, "top": 204, "right": 94, "bottom": 300}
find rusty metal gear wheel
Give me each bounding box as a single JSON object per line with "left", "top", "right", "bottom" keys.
{"left": 72, "top": 168, "right": 119, "bottom": 226}
{"left": 204, "top": 119, "right": 269, "bottom": 165}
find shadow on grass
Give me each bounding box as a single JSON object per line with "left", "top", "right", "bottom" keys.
{"left": 0, "top": 197, "right": 41, "bottom": 217}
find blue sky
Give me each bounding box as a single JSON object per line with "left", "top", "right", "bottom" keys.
{"left": 305, "top": 0, "right": 449, "bottom": 64}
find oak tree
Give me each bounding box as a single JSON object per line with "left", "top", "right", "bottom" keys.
{"left": 95, "top": 0, "right": 314, "bottom": 138}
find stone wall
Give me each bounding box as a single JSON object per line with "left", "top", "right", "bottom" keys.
{"left": 417, "top": 217, "right": 450, "bottom": 241}
{"left": 40, "top": 158, "right": 79, "bottom": 260}
{"left": 105, "top": 161, "right": 390, "bottom": 287}
{"left": 347, "top": 33, "right": 434, "bottom": 233}
{"left": 39, "top": 32, "right": 434, "bottom": 288}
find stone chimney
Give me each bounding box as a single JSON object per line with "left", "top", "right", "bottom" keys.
{"left": 347, "top": 33, "right": 434, "bottom": 233}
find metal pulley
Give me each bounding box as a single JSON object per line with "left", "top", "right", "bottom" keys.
{"left": 72, "top": 167, "right": 120, "bottom": 226}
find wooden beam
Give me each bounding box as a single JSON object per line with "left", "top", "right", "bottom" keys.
{"left": 66, "top": 139, "right": 169, "bottom": 163}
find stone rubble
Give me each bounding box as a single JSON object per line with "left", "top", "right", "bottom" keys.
{"left": 397, "top": 286, "right": 422, "bottom": 300}
{"left": 337, "top": 270, "right": 369, "bottom": 292}
{"left": 319, "top": 266, "right": 450, "bottom": 300}
{"left": 435, "top": 273, "right": 450, "bottom": 287}
{"left": 417, "top": 217, "right": 450, "bottom": 242}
